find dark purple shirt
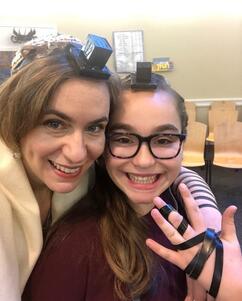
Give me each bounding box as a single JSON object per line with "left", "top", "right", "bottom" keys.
{"left": 22, "top": 211, "right": 186, "bottom": 301}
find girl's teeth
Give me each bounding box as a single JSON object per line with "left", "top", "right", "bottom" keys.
{"left": 128, "top": 174, "right": 157, "bottom": 184}
{"left": 52, "top": 161, "right": 80, "bottom": 174}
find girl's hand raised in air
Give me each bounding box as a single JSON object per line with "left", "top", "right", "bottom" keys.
{"left": 146, "top": 183, "right": 242, "bottom": 301}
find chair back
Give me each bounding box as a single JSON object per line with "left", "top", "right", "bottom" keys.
{"left": 213, "top": 121, "right": 242, "bottom": 168}
{"left": 210, "top": 101, "right": 236, "bottom": 111}
{"left": 185, "top": 101, "right": 196, "bottom": 123}
{"left": 207, "top": 109, "right": 238, "bottom": 142}
{"left": 182, "top": 121, "right": 207, "bottom": 167}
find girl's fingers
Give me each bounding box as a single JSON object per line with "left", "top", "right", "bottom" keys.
{"left": 150, "top": 208, "right": 184, "bottom": 245}
{"left": 153, "top": 196, "right": 168, "bottom": 208}
{"left": 150, "top": 206, "right": 198, "bottom": 245}
{"left": 220, "top": 205, "right": 238, "bottom": 242}
{"left": 146, "top": 238, "right": 185, "bottom": 269}
{"left": 178, "top": 183, "right": 205, "bottom": 232}
{"left": 153, "top": 196, "right": 196, "bottom": 241}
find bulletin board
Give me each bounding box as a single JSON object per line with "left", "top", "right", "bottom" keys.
{"left": 113, "top": 30, "right": 144, "bottom": 73}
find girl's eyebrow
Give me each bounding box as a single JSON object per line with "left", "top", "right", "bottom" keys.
{"left": 44, "top": 109, "right": 109, "bottom": 124}
{"left": 109, "top": 123, "right": 180, "bottom": 132}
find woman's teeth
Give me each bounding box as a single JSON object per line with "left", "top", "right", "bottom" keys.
{"left": 51, "top": 161, "right": 80, "bottom": 174}
{"left": 128, "top": 174, "right": 157, "bottom": 184}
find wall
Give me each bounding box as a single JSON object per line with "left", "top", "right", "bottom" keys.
{"left": 0, "top": 0, "right": 241, "bottom": 101}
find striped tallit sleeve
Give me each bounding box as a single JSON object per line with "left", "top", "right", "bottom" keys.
{"left": 171, "top": 167, "right": 222, "bottom": 231}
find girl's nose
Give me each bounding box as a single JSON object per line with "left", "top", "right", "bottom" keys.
{"left": 131, "top": 143, "right": 156, "bottom": 168}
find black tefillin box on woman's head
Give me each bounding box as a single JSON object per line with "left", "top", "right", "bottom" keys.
{"left": 66, "top": 34, "right": 113, "bottom": 79}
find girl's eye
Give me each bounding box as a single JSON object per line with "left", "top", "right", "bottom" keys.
{"left": 43, "top": 119, "right": 64, "bottom": 129}
{"left": 113, "top": 136, "right": 133, "bottom": 144}
{"left": 154, "top": 135, "right": 178, "bottom": 145}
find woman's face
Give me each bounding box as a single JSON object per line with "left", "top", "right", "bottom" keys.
{"left": 20, "top": 78, "right": 110, "bottom": 193}
{"left": 105, "top": 89, "right": 183, "bottom": 215}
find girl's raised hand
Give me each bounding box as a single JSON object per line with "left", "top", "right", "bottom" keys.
{"left": 146, "top": 183, "right": 242, "bottom": 300}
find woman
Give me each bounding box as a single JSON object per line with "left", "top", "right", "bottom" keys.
{"left": 0, "top": 33, "right": 118, "bottom": 301}
{"left": 23, "top": 69, "right": 224, "bottom": 300}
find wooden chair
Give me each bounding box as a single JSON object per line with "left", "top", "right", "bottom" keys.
{"left": 182, "top": 121, "right": 207, "bottom": 168}
{"left": 207, "top": 108, "right": 238, "bottom": 142}
{"left": 185, "top": 101, "right": 196, "bottom": 123}
{"left": 213, "top": 121, "right": 242, "bottom": 168}
{"left": 210, "top": 100, "right": 236, "bottom": 112}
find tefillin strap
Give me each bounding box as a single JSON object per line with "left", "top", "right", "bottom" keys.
{"left": 175, "top": 228, "right": 223, "bottom": 298}
{"left": 158, "top": 204, "right": 223, "bottom": 298}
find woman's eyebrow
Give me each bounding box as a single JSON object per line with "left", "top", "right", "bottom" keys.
{"left": 44, "top": 109, "right": 71, "bottom": 121}
{"left": 44, "top": 109, "right": 109, "bottom": 124}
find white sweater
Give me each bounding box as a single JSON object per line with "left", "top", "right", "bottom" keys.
{"left": 0, "top": 140, "right": 91, "bottom": 301}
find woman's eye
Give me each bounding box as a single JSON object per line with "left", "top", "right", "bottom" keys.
{"left": 43, "top": 119, "right": 64, "bottom": 129}
{"left": 87, "top": 124, "right": 105, "bottom": 134}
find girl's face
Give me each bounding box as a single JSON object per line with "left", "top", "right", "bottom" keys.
{"left": 20, "top": 78, "right": 110, "bottom": 193}
{"left": 105, "top": 89, "right": 183, "bottom": 215}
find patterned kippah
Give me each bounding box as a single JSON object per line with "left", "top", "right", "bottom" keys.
{"left": 11, "top": 34, "right": 82, "bottom": 74}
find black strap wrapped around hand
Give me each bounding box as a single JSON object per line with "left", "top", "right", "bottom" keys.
{"left": 176, "top": 218, "right": 189, "bottom": 235}
{"left": 159, "top": 204, "right": 175, "bottom": 220}
{"left": 174, "top": 228, "right": 223, "bottom": 298}
{"left": 208, "top": 234, "right": 223, "bottom": 298}
{"left": 185, "top": 229, "right": 216, "bottom": 279}
{"left": 159, "top": 205, "right": 188, "bottom": 235}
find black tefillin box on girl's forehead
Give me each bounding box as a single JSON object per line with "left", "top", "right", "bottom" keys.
{"left": 131, "top": 62, "right": 157, "bottom": 90}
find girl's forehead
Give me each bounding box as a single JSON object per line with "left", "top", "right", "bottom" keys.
{"left": 117, "top": 90, "right": 177, "bottom": 115}
{"left": 111, "top": 90, "right": 181, "bottom": 133}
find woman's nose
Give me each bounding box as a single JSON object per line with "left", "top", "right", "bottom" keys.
{"left": 62, "top": 132, "right": 88, "bottom": 164}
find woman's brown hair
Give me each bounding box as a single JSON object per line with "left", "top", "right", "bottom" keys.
{"left": 0, "top": 50, "right": 119, "bottom": 152}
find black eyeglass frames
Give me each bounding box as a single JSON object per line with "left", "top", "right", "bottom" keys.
{"left": 106, "top": 132, "right": 186, "bottom": 159}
